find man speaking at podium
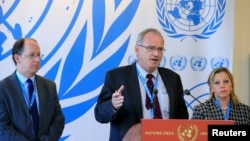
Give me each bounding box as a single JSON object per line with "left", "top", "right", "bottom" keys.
{"left": 94, "top": 28, "right": 189, "bottom": 141}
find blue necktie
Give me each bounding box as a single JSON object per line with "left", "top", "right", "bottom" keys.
{"left": 27, "top": 79, "right": 39, "bottom": 140}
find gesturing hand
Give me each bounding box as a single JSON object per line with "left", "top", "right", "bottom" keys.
{"left": 112, "top": 85, "right": 124, "bottom": 110}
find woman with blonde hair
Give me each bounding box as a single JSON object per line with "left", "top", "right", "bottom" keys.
{"left": 191, "top": 67, "right": 250, "bottom": 125}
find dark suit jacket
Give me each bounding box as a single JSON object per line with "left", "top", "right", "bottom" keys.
{"left": 0, "top": 71, "right": 65, "bottom": 141}
{"left": 191, "top": 98, "right": 250, "bottom": 125}
{"left": 94, "top": 63, "right": 188, "bottom": 141}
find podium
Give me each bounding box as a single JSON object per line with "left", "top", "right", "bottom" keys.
{"left": 123, "top": 119, "right": 234, "bottom": 141}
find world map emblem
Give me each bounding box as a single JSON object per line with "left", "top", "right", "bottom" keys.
{"left": 190, "top": 56, "right": 207, "bottom": 71}
{"left": 170, "top": 55, "right": 187, "bottom": 71}
{"left": 156, "top": 0, "right": 226, "bottom": 41}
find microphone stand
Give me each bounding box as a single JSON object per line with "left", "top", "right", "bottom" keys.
{"left": 184, "top": 89, "right": 202, "bottom": 104}
{"left": 153, "top": 89, "right": 158, "bottom": 116}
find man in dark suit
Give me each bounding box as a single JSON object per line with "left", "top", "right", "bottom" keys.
{"left": 94, "top": 28, "right": 189, "bottom": 141}
{"left": 0, "top": 38, "right": 65, "bottom": 141}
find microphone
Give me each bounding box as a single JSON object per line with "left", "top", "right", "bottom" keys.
{"left": 184, "top": 89, "right": 202, "bottom": 104}
{"left": 153, "top": 89, "right": 158, "bottom": 109}
{"left": 153, "top": 89, "right": 158, "bottom": 95}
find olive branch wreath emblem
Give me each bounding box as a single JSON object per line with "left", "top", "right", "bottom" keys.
{"left": 156, "top": 0, "right": 226, "bottom": 42}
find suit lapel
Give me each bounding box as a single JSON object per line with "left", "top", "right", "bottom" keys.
{"left": 34, "top": 75, "right": 43, "bottom": 122}
{"left": 10, "top": 72, "right": 31, "bottom": 115}
{"left": 158, "top": 68, "right": 175, "bottom": 117}
{"left": 126, "top": 64, "right": 143, "bottom": 119}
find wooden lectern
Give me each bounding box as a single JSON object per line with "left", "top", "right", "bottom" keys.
{"left": 122, "top": 123, "right": 141, "bottom": 141}
{"left": 123, "top": 119, "right": 234, "bottom": 141}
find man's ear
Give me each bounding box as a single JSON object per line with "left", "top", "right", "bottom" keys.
{"left": 14, "top": 54, "right": 21, "bottom": 63}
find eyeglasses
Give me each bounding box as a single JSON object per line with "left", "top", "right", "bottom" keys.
{"left": 138, "top": 44, "right": 165, "bottom": 52}
{"left": 20, "top": 54, "right": 44, "bottom": 60}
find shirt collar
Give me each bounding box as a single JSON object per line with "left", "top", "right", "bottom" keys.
{"left": 16, "top": 70, "right": 35, "bottom": 84}
{"left": 136, "top": 63, "right": 158, "bottom": 79}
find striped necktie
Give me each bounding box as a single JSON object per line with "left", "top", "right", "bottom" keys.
{"left": 145, "top": 74, "right": 162, "bottom": 119}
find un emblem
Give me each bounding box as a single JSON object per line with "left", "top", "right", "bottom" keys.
{"left": 190, "top": 56, "right": 207, "bottom": 71}
{"left": 156, "top": 0, "right": 226, "bottom": 41}
{"left": 177, "top": 124, "right": 198, "bottom": 141}
{"left": 211, "top": 57, "right": 229, "bottom": 69}
{"left": 170, "top": 55, "right": 187, "bottom": 71}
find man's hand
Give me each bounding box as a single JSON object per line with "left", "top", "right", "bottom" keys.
{"left": 112, "top": 85, "right": 124, "bottom": 110}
